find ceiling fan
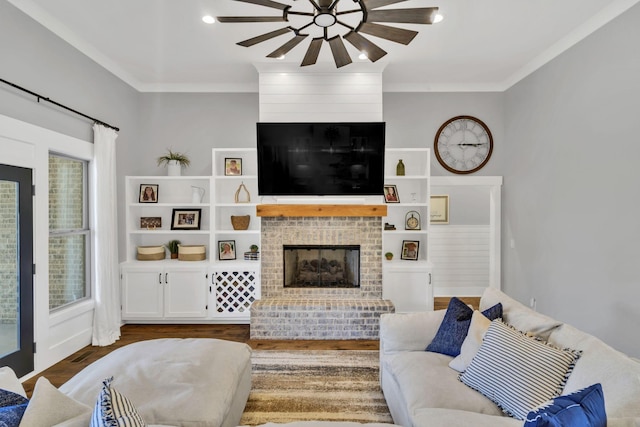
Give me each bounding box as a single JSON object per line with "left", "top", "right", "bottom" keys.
{"left": 217, "top": 0, "right": 439, "bottom": 68}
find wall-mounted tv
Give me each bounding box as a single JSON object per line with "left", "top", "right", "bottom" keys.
{"left": 257, "top": 122, "right": 385, "bottom": 196}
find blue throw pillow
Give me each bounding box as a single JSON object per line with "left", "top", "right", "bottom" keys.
{"left": 426, "top": 297, "right": 502, "bottom": 357}
{"left": 524, "top": 383, "right": 606, "bottom": 427}
{"left": 0, "top": 388, "right": 29, "bottom": 427}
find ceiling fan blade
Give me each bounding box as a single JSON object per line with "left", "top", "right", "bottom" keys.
{"left": 367, "top": 7, "right": 438, "bottom": 24}
{"left": 217, "top": 16, "right": 286, "bottom": 23}
{"left": 358, "top": 22, "right": 418, "bottom": 45}
{"left": 237, "top": 27, "right": 292, "bottom": 47}
{"left": 344, "top": 31, "right": 387, "bottom": 62}
{"left": 266, "top": 34, "right": 308, "bottom": 58}
{"left": 233, "top": 0, "right": 290, "bottom": 11}
{"left": 363, "top": 0, "right": 408, "bottom": 10}
{"left": 301, "top": 38, "right": 324, "bottom": 66}
{"left": 327, "top": 36, "right": 352, "bottom": 68}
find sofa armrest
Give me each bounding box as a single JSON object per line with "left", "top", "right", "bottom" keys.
{"left": 379, "top": 310, "right": 446, "bottom": 354}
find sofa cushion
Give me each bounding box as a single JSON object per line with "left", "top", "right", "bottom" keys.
{"left": 90, "top": 377, "right": 145, "bottom": 427}
{"left": 0, "top": 388, "right": 28, "bottom": 427}
{"left": 426, "top": 297, "right": 502, "bottom": 357}
{"left": 449, "top": 310, "right": 492, "bottom": 372}
{"left": 479, "top": 287, "right": 561, "bottom": 340}
{"left": 20, "top": 376, "right": 92, "bottom": 427}
{"left": 381, "top": 350, "right": 504, "bottom": 416}
{"left": 380, "top": 310, "right": 447, "bottom": 353}
{"left": 0, "top": 367, "right": 27, "bottom": 398}
{"left": 412, "top": 407, "right": 522, "bottom": 427}
{"left": 547, "top": 323, "right": 640, "bottom": 419}
{"left": 524, "top": 383, "right": 606, "bottom": 427}
{"left": 459, "top": 320, "right": 581, "bottom": 420}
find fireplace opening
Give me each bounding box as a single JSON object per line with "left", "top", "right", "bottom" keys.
{"left": 283, "top": 245, "right": 360, "bottom": 288}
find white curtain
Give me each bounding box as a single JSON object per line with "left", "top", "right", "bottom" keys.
{"left": 91, "top": 124, "right": 121, "bottom": 346}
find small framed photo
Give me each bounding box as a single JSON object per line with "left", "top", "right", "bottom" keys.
{"left": 171, "top": 209, "right": 201, "bottom": 230}
{"left": 139, "top": 184, "right": 158, "bottom": 203}
{"left": 430, "top": 195, "right": 449, "bottom": 224}
{"left": 401, "top": 240, "right": 419, "bottom": 261}
{"left": 383, "top": 184, "right": 400, "bottom": 203}
{"left": 218, "top": 240, "right": 236, "bottom": 260}
{"left": 140, "top": 217, "right": 161, "bottom": 229}
{"left": 225, "top": 158, "right": 242, "bottom": 176}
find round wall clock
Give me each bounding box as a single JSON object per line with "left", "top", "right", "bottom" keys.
{"left": 405, "top": 211, "right": 421, "bottom": 230}
{"left": 434, "top": 116, "right": 493, "bottom": 174}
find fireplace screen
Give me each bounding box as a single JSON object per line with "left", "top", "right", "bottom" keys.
{"left": 283, "top": 245, "right": 360, "bottom": 288}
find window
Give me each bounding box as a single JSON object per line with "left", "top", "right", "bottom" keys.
{"left": 48, "top": 154, "right": 90, "bottom": 310}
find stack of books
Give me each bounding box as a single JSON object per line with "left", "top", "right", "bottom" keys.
{"left": 244, "top": 251, "right": 260, "bottom": 261}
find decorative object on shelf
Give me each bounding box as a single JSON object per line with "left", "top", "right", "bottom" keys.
{"left": 231, "top": 215, "right": 250, "bottom": 230}
{"left": 170, "top": 208, "right": 201, "bottom": 230}
{"left": 178, "top": 244, "right": 206, "bottom": 261}
{"left": 191, "top": 186, "right": 205, "bottom": 204}
{"left": 434, "top": 115, "right": 493, "bottom": 174}
{"left": 157, "top": 148, "right": 191, "bottom": 176}
{"left": 136, "top": 245, "right": 165, "bottom": 261}
{"left": 218, "top": 240, "right": 236, "bottom": 261}
{"left": 384, "top": 223, "right": 396, "bottom": 230}
{"left": 383, "top": 184, "right": 399, "bottom": 203}
{"left": 401, "top": 240, "right": 419, "bottom": 261}
{"left": 216, "top": 1, "right": 439, "bottom": 69}
{"left": 234, "top": 182, "right": 251, "bottom": 203}
{"left": 225, "top": 158, "right": 242, "bottom": 176}
{"left": 396, "top": 159, "right": 405, "bottom": 176}
{"left": 244, "top": 251, "right": 260, "bottom": 261}
{"left": 140, "top": 217, "right": 161, "bottom": 230}
{"left": 250, "top": 244, "right": 259, "bottom": 253}
{"left": 166, "top": 240, "right": 181, "bottom": 259}
{"left": 405, "top": 211, "right": 421, "bottom": 230}
{"left": 139, "top": 184, "right": 158, "bottom": 203}
{"left": 430, "top": 195, "right": 450, "bottom": 224}
{"left": 385, "top": 252, "right": 394, "bottom": 261}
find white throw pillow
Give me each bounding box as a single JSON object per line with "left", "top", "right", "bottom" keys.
{"left": 19, "top": 377, "right": 92, "bottom": 427}
{"left": 449, "top": 310, "right": 492, "bottom": 372}
{"left": 0, "top": 366, "right": 27, "bottom": 398}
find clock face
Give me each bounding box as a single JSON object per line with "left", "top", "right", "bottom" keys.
{"left": 434, "top": 116, "right": 493, "bottom": 174}
{"left": 405, "top": 212, "right": 421, "bottom": 230}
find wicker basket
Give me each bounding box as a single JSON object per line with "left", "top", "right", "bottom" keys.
{"left": 136, "top": 245, "right": 165, "bottom": 261}
{"left": 178, "top": 245, "right": 206, "bottom": 261}
{"left": 230, "top": 215, "right": 250, "bottom": 230}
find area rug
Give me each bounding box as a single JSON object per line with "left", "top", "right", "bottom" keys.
{"left": 240, "top": 350, "right": 393, "bottom": 426}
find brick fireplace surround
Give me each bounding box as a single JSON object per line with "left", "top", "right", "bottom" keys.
{"left": 250, "top": 205, "right": 395, "bottom": 339}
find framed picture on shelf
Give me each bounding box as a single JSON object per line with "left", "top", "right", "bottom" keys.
{"left": 139, "top": 184, "right": 158, "bottom": 203}
{"left": 225, "top": 158, "right": 242, "bottom": 176}
{"left": 140, "top": 217, "right": 161, "bottom": 229}
{"left": 383, "top": 184, "right": 400, "bottom": 203}
{"left": 218, "top": 240, "right": 236, "bottom": 260}
{"left": 401, "top": 240, "right": 419, "bottom": 261}
{"left": 430, "top": 195, "right": 449, "bottom": 224}
{"left": 170, "top": 209, "right": 201, "bottom": 230}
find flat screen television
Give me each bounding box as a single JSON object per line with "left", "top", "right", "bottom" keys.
{"left": 257, "top": 122, "right": 385, "bottom": 196}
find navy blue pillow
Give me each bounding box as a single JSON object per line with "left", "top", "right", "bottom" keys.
{"left": 0, "top": 388, "right": 29, "bottom": 427}
{"left": 524, "top": 383, "right": 606, "bottom": 427}
{"left": 426, "top": 297, "right": 502, "bottom": 357}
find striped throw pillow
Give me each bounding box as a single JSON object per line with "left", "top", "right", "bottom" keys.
{"left": 459, "top": 320, "right": 581, "bottom": 420}
{"left": 90, "top": 377, "right": 145, "bottom": 427}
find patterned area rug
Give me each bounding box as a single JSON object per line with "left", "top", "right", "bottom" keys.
{"left": 240, "top": 350, "right": 394, "bottom": 426}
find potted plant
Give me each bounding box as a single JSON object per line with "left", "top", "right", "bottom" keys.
{"left": 250, "top": 244, "right": 259, "bottom": 253}
{"left": 385, "top": 252, "right": 393, "bottom": 260}
{"left": 166, "top": 240, "right": 181, "bottom": 259}
{"left": 157, "top": 148, "right": 191, "bottom": 176}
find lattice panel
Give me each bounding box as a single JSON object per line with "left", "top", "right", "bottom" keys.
{"left": 213, "top": 270, "right": 259, "bottom": 314}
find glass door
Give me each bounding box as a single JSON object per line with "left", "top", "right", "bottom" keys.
{"left": 0, "top": 164, "right": 34, "bottom": 377}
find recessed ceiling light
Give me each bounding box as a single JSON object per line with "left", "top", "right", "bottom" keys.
{"left": 433, "top": 13, "right": 443, "bottom": 24}
{"left": 202, "top": 15, "right": 215, "bottom": 24}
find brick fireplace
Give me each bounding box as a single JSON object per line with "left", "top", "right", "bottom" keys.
{"left": 250, "top": 205, "right": 395, "bottom": 339}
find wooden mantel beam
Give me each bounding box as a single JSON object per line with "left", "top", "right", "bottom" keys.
{"left": 256, "top": 204, "right": 388, "bottom": 218}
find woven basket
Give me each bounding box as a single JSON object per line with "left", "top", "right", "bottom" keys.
{"left": 178, "top": 245, "right": 206, "bottom": 261}
{"left": 231, "top": 215, "right": 250, "bottom": 230}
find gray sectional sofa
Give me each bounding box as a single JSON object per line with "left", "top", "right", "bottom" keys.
{"left": 379, "top": 287, "right": 640, "bottom": 426}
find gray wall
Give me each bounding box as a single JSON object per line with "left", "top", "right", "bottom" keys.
{"left": 502, "top": 3, "right": 640, "bottom": 357}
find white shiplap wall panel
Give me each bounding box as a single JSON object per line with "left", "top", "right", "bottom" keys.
{"left": 431, "top": 225, "right": 491, "bottom": 296}
{"left": 259, "top": 72, "right": 383, "bottom": 122}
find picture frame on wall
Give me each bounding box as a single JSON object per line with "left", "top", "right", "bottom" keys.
{"left": 383, "top": 184, "right": 400, "bottom": 203}
{"left": 139, "top": 184, "right": 158, "bottom": 203}
{"left": 218, "top": 240, "right": 236, "bottom": 260}
{"left": 171, "top": 208, "right": 201, "bottom": 230}
{"left": 430, "top": 195, "right": 449, "bottom": 224}
{"left": 401, "top": 240, "right": 419, "bottom": 261}
{"left": 225, "top": 158, "right": 242, "bottom": 175}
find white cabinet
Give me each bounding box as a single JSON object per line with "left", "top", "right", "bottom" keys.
{"left": 121, "top": 263, "right": 209, "bottom": 320}
{"left": 382, "top": 148, "right": 433, "bottom": 311}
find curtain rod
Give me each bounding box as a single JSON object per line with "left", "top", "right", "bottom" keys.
{"left": 0, "top": 77, "right": 119, "bottom": 132}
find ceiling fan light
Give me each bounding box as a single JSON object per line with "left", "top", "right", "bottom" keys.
{"left": 277, "top": 54, "right": 286, "bottom": 60}
{"left": 359, "top": 52, "right": 368, "bottom": 60}
{"left": 202, "top": 15, "right": 215, "bottom": 24}
{"left": 433, "top": 13, "right": 444, "bottom": 24}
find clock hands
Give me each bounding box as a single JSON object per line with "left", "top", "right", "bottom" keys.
{"left": 457, "top": 142, "right": 488, "bottom": 147}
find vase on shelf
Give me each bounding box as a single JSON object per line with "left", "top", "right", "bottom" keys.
{"left": 396, "top": 159, "right": 405, "bottom": 176}
{"left": 167, "top": 160, "right": 181, "bottom": 176}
